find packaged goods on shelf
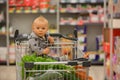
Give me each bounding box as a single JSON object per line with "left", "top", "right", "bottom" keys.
{"left": 89, "top": 52, "right": 104, "bottom": 62}
{"left": 9, "top": 47, "right": 15, "bottom": 64}
{"left": 112, "top": 19, "right": 120, "bottom": 28}
{"left": 69, "top": 0, "right": 78, "bottom": 3}
{"left": 9, "top": 0, "right": 16, "bottom": 5}
{"left": 60, "top": 0, "right": 67, "bottom": 3}
{"left": 0, "top": 26, "right": 4, "bottom": 33}
{"left": 89, "top": 13, "right": 99, "bottom": 23}
{"left": 0, "top": 11, "right": 4, "bottom": 22}
{"left": 78, "top": 0, "right": 86, "bottom": 3}
{"left": 99, "top": 13, "right": 104, "bottom": 22}
{"left": 0, "top": 47, "right": 7, "bottom": 62}
{"left": 91, "top": 0, "right": 97, "bottom": 3}
{"left": 49, "top": 24, "right": 57, "bottom": 33}
{"left": 113, "top": 36, "right": 120, "bottom": 79}
{"left": 96, "top": 35, "right": 103, "bottom": 52}
{"left": 76, "top": 26, "right": 87, "bottom": 52}
{"left": 9, "top": 0, "right": 56, "bottom": 13}
{"left": 39, "top": 0, "right": 49, "bottom": 13}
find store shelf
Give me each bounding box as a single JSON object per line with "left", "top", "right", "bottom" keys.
{"left": 60, "top": 11, "right": 89, "bottom": 13}
{"left": 85, "top": 22, "right": 104, "bottom": 26}
{"left": 60, "top": 1, "right": 104, "bottom": 4}
{"left": 59, "top": 0, "right": 105, "bottom": 51}
{"left": 9, "top": 9, "right": 56, "bottom": 14}
{"left": 0, "top": 61, "right": 15, "bottom": 65}
{"left": 0, "top": 32, "right": 7, "bottom": 35}
{"left": 0, "top": 61, "right": 7, "bottom": 65}
{"left": 0, "top": 32, "right": 13, "bottom": 36}
{"left": 9, "top": 62, "right": 16, "bottom": 65}
{"left": 0, "top": 21, "right": 6, "bottom": 26}
{"left": 60, "top": 9, "right": 99, "bottom": 14}
{"left": 0, "top": 0, "right": 8, "bottom": 64}
{"left": 60, "top": 22, "right": 104, "bottom": 26}
{"left": 108, "top": 13, "right": 120, "bottom": 19}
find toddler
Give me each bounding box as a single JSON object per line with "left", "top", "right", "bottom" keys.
{"left": 28, "top": 16, "right": 54, "bottom": 55}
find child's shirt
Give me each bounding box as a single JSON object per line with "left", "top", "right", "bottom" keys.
{"left": 28, "top": 32, "right": 49, "bottom": 55}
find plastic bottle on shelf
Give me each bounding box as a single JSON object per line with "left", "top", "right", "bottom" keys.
{"left": 9, "top": 43, "right": 15, "bottom": 64}
{"left": 32, "top": 0, "right": 39, "bottom": 7}
{"left": 69, "top": 0, "right": 77, "bottom": 3}
{"left": 97, "top": 5, "right": 104, "bottom": 14}
{"left": 77, "top": 17, "right": 84, "bottom": 25}
{"left": 89, "top": 13, "right": 99, "bottom": 23}
{"left": 0, "top": 12, "right": 4, "bottom": 22}
{"left": 49, "top": 5, "right": 56, "bottom": 13}
{"left": 0, "top": 47, "right": 7, "bottom": 62}
{"left": 9, "top": 0, "right": 16, "bottom": 6}
{"left": 87, "top": 5, "right": 93, "bottom": 13}
{"left": 39, "top": 0, "right": 50, "bottom": 13}
{"left": 9, "top": 27, "right": 13, "bottom": 36}
{"left": 1, "top": 27, "right": 6, "bottom": 33}
{"left": 16, "top": 0, "right": 23, "bottom": 6}
{"left": 49, "top": 24, "right": 57, "bottom": 33}
{"left": 24, "top": 0, "right": 32, "bottom": 6}
{"left": 78, "top": 0, "right": 86, "bottom": 3}
{"left": 99, "top": 13, "right": 104, "bottom": 23}
{"left": 91, "top": 0, "right": 97, "bottom": 3}
{"left": 60, "top": 0, "right": 67, "bottom": 3}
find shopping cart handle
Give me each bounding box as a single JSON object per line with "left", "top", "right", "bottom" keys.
{"left": 25, "top": 62, "right": 34, "bottom": 69}
{"left": 14, "top": 29, "right": 19, "bottom": 39}
{"left": 62, "top": 35, "right": 77, "bottom": 41}
{"left": 15, "top": 34, "right": 28, "bottom": 41}
{"left": 14, "top": 29, "right": 28, "bottom": 41}
{"left": 67, "top": 61, "right": 78, "bottom": 66}
{"left": 49, "top": 33, "right": 77, "bottom": 41}
{"left": 49, "top": 33, "right": 63, "bottom": 37}
{"left": 73, "top": 58, "right": 88, "bottom": 61}
{"left": 82, "top": 61, "right": 91, "bottom": 67}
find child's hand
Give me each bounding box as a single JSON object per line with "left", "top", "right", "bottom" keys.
{"left": 42, "top": 47, "right": 50, "bottom": 54}
{"left": 48, "top": 36, "right": 54, "bottom": 44}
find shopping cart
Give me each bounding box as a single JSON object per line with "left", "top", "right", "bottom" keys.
{"left": 14, "top": 30, "right": 91, "bottom": 80}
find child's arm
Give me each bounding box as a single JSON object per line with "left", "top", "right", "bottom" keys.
{"left": 29, "top": 38, "right": 50, "bottom": 55}
{"left": 48, "top": 36, "right": 54, "bottom": 44}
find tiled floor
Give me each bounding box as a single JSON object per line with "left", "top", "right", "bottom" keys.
{"left": 89, "top": 66, "right": 105, "bottom": 80}
{"left": 0, "top": 66, "right": 16, "bottom": 80}
{"left": 0, "top": 66, "right": 105, "bottom": 80}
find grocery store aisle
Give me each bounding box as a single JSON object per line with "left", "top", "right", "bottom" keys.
{"left": 0, "top": 66, "right": 104, "bottom": 80}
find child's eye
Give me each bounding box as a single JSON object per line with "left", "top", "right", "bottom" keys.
{"left": 37, "top": 27, "right": 39, "bottom": 29}
{"left": 42, "top": 28, "right": 45, "bottom": 30}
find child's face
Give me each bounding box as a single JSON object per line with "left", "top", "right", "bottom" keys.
{"left": 33, "top": 22, "right": 48, "bottom": 37}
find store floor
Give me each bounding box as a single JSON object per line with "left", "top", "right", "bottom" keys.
{"left": 0, "top": 66, "right": 105, "bottom": 80}
{"left": 0, "top": 66, "right": 16, "bottom": 80}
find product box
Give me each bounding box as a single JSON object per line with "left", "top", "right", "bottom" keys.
{"left": 0, "top": 47, "right": 7, "bottom": 61}
{"left": 113, "top": 19, "right": 120, "bottom": 28}
{"left": 114, "top": 0, "right": 120, "bottom": 14}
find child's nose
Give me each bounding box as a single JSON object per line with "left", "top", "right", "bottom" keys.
{"left": 39, "top": 28, "right": 42, "bottom": 31}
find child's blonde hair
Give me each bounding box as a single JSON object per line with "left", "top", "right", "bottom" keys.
{"left": 32, "top": 16, "right": 49, "bottom": 28}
